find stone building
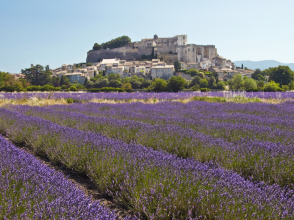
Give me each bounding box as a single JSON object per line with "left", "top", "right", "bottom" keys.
{"left": 150, "top": 65, "right": 174, "bottom": 80}
{"left": 87, "top": 35, "right": 218, "bottom": 65}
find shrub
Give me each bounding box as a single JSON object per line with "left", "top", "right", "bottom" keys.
{"left": 66, "top": 98, "right": 74, "bottom": 103}
{"left": 61, "top": 85, "right": 68, "bottom": 90}
{"left": 88, "top": 87, "right": 124, "bottom": 93}
{"left": 245, "top": 88, "right": 259, "bottom": 92}
{"left": 69, "top": 86, "right": 77, "bottom": 91}
{"left": 200, "top": 88, "right": 211, "bottom": 92}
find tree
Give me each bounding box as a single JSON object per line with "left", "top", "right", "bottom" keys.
{"left": 60, "top": 75, "right": 70, "bottom": 87}
{"left": 45, "top": 65, "right": 50, "bottom": 72}
{"left": 264, "top": 81, "right": 282, "bottom": 92}
{"left": 243, "top": 78, "right": 257, "bottom": 90}
{"left": 131, "top": 80, "right": 141, "bottom": 89}
{"left": 186, "top": 69, "right": 198, "bottom": 76}
{"left": 208, "top": 76, "right": 217, "bottom": 89}
{"left": 108, "top": 80, "right": 122, "bottom": 88}
{"left": 21, "top": 64, "right": 51, "bottom": 86}
{"left": 50, "top": 76, "right": 60, "bottom": 87}
{"left": 140, "top": 80, "right": 151, "bottom": 89}
{"left": 197, "top": 72, "right": 205, "bottom": 79}
{"left": 101, "top": 36, "right": 131, "bottom": 49}
{"left": 108, "top": 73, "right": 121, "bottom": 81}
{"left": 93, "top": 43, "right": 102, "bottom": 50}
{"left": 257, "top": 81, "right": 265, "bottom": 90}
{"left": 241, "top": 64, "right": 243, "bottom": 69}
{"left": 289, "top": 81, "right": 294, "bottom": 90}
{"left": 174, "top": 60, "right": 181, "bottom": 72}
{"left": 268, "top": 65, "right": 294, "bottom": 86}
{"left": 83, "top": 77, "right": 88, "bottom": 87}
{"left": 228, "top": 73, "right": 244, "bottom": 90}
{"left": 200, "top": 79, "right": 208, "bottom": 88}
{"left": 251, "top": 69, "right": 262, "bottom": 80}
{"left": 150, "top": 78, "right": 167, "bottom": 92}
{"left": 93, "top": 78, "right": 109, "bottom": 88}
{"left": 189, "top": 76, "right": 201, "bottom": 88}
{"left": 122, "top": 77, "right": 131, "bottom": 84}
{"left": 216, "top": 81, "right": 226, "bottom": 90}
{"left": 256, "top": 74, "right": 266, "bottom": 81}
{"left": 154, "top": 35, "right": 158, "bottom": 39}
{"left": 121, "top": 83, "right": 132, "bottom": 91}
{"left": 167, "top": 76, "right": 186, "bottom": 92}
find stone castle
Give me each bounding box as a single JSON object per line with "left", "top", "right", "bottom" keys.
{"left": 86, "top": 35, "right": 222, "bottom": 66}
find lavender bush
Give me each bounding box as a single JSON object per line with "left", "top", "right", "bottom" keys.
{"left": 8, "top": 101, "right": 294, "bottom": 187}
{"left": 1, "top": 91, "right": 294, "bottom": 101}
{"left": 0, "top": 135, "right": 120, "bottom": 220}
{"left": 1, "top": 108, "right": 294, "bottom": 218}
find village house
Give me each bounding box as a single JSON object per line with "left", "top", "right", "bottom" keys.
{"left": 151, "top": 65, "right": 174, "bottom": 80}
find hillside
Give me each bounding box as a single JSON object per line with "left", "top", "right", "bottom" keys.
{"left": 234, "top": 60, "right": 294, "bottom": 71}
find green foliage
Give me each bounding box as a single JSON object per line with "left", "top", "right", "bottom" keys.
{"left": 60, "top": 75, "right": 70, "bottom": 87}
{"left": 200, "top": 79, "right": 208, "bottom": 88}
{"left": 70, "top": 83, "right": 83, "bottom": 89}
{"left": 93, "top": 78, "right": 109, "bottom": 88}
{"left": 108, "top": 73, "right": 121, "bottom": 81}
{"left": 257, "top": 81, "right": 265, "bottom": 90}
{"left": 66, "top": 98, "right": 74, "bottom": 103}
{"left": 289, "top": 81, "right": 294, "bottom": 90}
{"left": 251, "top": 69, "right": 262, "bottom": 80}
{"left": 149, "top": 78, "right": 167, "bottom": 92}
{"left": 86, "top": 63, "right": 93, "bottom": 66}
{"left": 69, "top": 86, "right": 77, "bottom": 91}
{"left": 191, "top": 84, "right": 200, "bottom": 91}
{"left": 228, "top": 74, "right": 244, "bottom": 90}
{"left": 174, "top": 60, "right": 181, "bottom": 72}
{"left": 88, "top": 87, "right": 124, "bottom": 92}
{"left": 0, "top": 72, "right": 30, "bottom": 92}
{"left": 25, "top": 84, "right": 61, "bottom": 91}
{"left": 140, "top": 80, "right": 151, "bottom": 89}
{"left": 108, "top": 80, "right": 122, "bottom": 88}
{"left": 100, "top": 36, "right": 131, "bottom": 50}
{"left": 282, "top": 85, "right": 289, "bottom": 91}
{"left": 167, "top": 76, "right": 186, "bottom": 92}
{"left": 21, "top": 64, "right": 51, "bottom": 86}
{"left": 186, "top": 69, "right": 198, "bottom": 76}
{"left": 256, "top": 74, "right": 266, "bottom": 81}
{"left": 268, "top": 65, "right": 294, "bottom": 86}
{"left": 190, "top": 76, "right": 201, "bottom": 88}
{"left": 93, "top": 43, "right": 102, "bottom": 50}
{"left": 192, "top": 96, "right": 226, "bottom": 103}
{"left": 121, "top": 83, "right": 132, "bottom": 92}
{"left": 216, "top": 81, "right": 226, "bottom": 90}
{"left": 200, "top": 88, "right": 211, "bottom": 92}
{"left": 263, "top": 81, "right": 283, "bottom": 92}
{"left": 243, "top": 78, "right": 257, "bottom": 90}
{"left": 61, "top": 85, "right": 68, "bottom": 90}
{"left": 208, "top": 76, "right": 217, "bottom": 89}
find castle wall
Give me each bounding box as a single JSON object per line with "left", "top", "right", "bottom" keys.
{"left": 157, "top": 53, "right": 179, "bottom": 64}
{"left": 87, "top": 47, "right": 140, "bottom": 63}
{"left": 86, "top": 35, "right": 218, "bottom": 64}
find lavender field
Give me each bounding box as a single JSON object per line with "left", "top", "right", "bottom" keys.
{"left": 1, "top": 91, "right": 294, "bottom": 102}
{"left": 2, "top": 94, "right": 294, "bottom": 219}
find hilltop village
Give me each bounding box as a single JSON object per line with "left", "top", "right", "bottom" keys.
{"left": 52, "top": 35, "right": 254, "bottom": 85}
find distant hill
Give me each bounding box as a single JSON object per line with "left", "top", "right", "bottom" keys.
{"left": 233, "top": 60, "right": 294, "bottom": 71}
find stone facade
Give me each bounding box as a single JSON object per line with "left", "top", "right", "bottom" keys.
{"left": 87, "top": 35, "right": 218, "bottom": 65}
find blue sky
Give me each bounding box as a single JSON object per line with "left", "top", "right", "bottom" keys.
{"left": 1, "top": 0, "right": 293, "bottom": 73}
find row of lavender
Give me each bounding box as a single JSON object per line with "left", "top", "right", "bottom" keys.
{"left": 1, "top": 91, "right": 294, "bottom": 100}
{"left": 9, "top": 101, "right": 294, "bottom": 187}
{"left": 0, "top": 136, "right": 120, "bottom": 220}
{"left": 2, "top": 107, "right": 294, "bottom": 218}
